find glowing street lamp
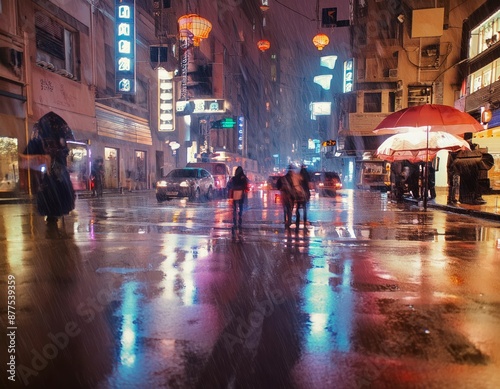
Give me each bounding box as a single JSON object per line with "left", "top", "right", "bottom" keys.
{"left": 320, "top": 55, "right": 338, "bottom": 69}
{"left": 313, "top": 74, "right": 333, "bottom": 90}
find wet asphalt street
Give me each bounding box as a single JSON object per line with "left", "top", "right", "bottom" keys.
{"left": 1, "top": 189, "right": 500, "bottom": 389}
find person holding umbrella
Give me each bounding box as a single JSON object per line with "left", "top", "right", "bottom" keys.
{"left": 373, "top": 104, "right": 483, "bottom": 209}
{"left": 26, "top": 112, "right": 76, "bottom": 224}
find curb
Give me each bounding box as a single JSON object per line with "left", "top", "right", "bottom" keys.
{"left": 0, "top": 190, "right": 155, "bottom": 205}
{"left": 404, "top": 198, "right": 500, "bottom": 222}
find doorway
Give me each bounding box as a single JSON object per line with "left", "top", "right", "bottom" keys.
{"left": 104, "top": 147, "right": 119, "bottom": 189}
{"left": 135, "top": 150, "right": 147, "bottom": 189}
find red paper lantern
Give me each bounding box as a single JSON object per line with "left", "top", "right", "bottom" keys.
{"left": 313, "top": 33, "right": 329, "bottom": 51}
{"left": 257, "top": 39, "right": 271, "bottom": 52}
{"left": 178, "top": 14, "right": 212, "bottom": 46}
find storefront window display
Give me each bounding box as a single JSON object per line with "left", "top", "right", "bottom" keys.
{"left": 0, "top": 137, "right": 19, "bottom": 193}
{"left": 67, "top": 141, "right": 89, "bottom": 191}
{"left": 135, "top": 150, "right": 147, "bottom": 189}
{"left": 105, "top": 147, "right": 119, "bottom": 189}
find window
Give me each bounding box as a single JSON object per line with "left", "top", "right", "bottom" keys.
{"left": 363, "top": 92, "right": 381, "bottom": 112}
{"left": 35, "top": 10, "right": 78, "bottom": 79}
{"left": 469, "top": 59, "right": 499, "bottom": 93}
{"left": 0, "top": 137, "right": 19, "bottom": 192}
{"left": 388, "top": 92, "right": 396, "bottom": 112}
{"left": 0, "top": 0, "right": 17, "bottom": 35}
{"left": 469, "top": 10, "right": 500, "bottom": 59}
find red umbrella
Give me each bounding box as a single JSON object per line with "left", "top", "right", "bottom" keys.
{"left": 373, "top": 104, "right": 483, "bottom": 209}
{"left": 373, "top": 104, "right": 484, "bottom": 135}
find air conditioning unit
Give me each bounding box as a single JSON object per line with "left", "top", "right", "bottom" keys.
{"left": 388, "top": 68, "right": 398, "bottom": 78}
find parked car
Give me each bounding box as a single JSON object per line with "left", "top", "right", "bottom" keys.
{"left": 186, "top": 162, "right": 230, "bottom": 197}
{"left": 156, "top": 167, "right": 214, "bottom": 202}
{"left": 312, "top": 171, "right": 342, "bottom": 196}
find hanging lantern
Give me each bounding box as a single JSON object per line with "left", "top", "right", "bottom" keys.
{"left": 178, "top": 14, "right": 212, "bottom": 46}
{"left": 260, "top": 0, "right": 269, "bottom": 11}
{"left": 257, "top": 39, "right": 271, "bottom": 52}
{"left": 313, "top": 33, "right": 329, "bottom": 51}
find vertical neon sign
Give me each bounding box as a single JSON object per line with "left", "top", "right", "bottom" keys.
{"left": 158, "top": 68, "right": 175, "bottom": 132}
{"left": 115, "top": 0, "right": 136, "bottom": 94}
{"left": 237, "top": 116, "right": 244, "bottom": 152}
{"left": 343, "top": 59, "right": 353, "bottom": 93}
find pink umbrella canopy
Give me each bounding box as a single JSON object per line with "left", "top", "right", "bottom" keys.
{"left": 376, "top": 131, "right": 471, "bottom": 163}
{"left": 373, "top": 104, "right": 484, "bottom": 135}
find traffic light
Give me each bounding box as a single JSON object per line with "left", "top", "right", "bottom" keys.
{"left": 321, "top": 139, "right": 336, "bottom": 147}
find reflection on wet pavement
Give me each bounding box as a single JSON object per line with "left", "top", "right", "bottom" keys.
{"left": 1, "top": 190, "right": 500, "bottom": 388}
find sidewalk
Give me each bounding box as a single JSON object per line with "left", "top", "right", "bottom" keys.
{"left": 404, "top": 188, "right": 500, "bottom": 222}
{"left": 0, "top": 188, "right": 152, "bottom": 205}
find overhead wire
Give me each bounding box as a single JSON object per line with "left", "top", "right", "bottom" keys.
{"left": 273, "top": 0, "right": 315, "bottom": 21}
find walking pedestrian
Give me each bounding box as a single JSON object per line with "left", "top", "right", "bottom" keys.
{"left": 277, "top": 166, "right": 296, "bottom": 230}
{"left": 227, "top": 166, "right": 249, "bottom": 234}
{"left": 91, "top": 157, "right": 104, "bottom": 197}
{"left": 298, "top": 165, "right": 311, "bottom": 231}
{"left": 26, "top": 112, "right": 76, "bottom": 224}
{"left": 126, "top": 169, "right": 134, "bottom": 191}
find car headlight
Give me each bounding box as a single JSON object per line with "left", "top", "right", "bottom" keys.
{"left": 180, "top": 181, "right": 189, "bottom": 187}
{"left": 157, "top": 180, "right": 167, "bottom": 187}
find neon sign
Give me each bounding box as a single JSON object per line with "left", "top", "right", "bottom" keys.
{"left": 158, "top": 68, "right": 174, "bottom": 132}
{"left": 115, "top": 0, "right": 136, "bottom": 94}
{"left": 343, "top": 59, "right": 354, "bottom": 93}
{"left": 237, "top": 116, "right": 244, "bottom": 151}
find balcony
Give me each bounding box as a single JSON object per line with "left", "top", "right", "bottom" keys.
{"left": 465, "top": 79, "right": 500, "bottom": 113}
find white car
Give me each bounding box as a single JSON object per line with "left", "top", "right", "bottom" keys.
{"left": 156, "top": 167, "right": 215, "bottom": 202}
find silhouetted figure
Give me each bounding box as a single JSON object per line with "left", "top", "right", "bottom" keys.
{"left": 28, "top": 112, "right": 76, "bottom": 224}
{"left": 227, "top": 166, "right": 249, "bottom": 234}
{"left": 91, "top": 157, "right": 104, "bottom": 197}
{"left": 277, "top": 167, "right": 295, "bottom": 230}
{"left": 296, "top": 165, "right": 310, "bottom": 231}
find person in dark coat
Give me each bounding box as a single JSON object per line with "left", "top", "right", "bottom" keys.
{"left": 36, "top": 138, "right": 76, "bottom": 224}
{"left": 298, "top": 165, "right": 311, "bottom": 230}
{"left": 27, "top": 112, "right": 76, "bottom": 224}
{"left": 227, "top": 166, "right": 249, "bottom": 233}
{"left": 91, "top": 157, "right": 105, "bottom": 197}
{"left": 277, "top": 167, "right": 295, "bottom": 230}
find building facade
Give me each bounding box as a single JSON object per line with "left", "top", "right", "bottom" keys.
{"left": 334, "top": 0, "right": 493, "bottom": 190}
{"left": 1, "top": 0, "right": 295, "bottom": 195}
{"left": 462, "top": 0, "right": 500, "bottom": 190}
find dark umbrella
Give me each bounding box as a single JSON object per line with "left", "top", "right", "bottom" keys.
{"left": 36, "top": 111, "right": 75, "bottom": 155}
{"left": 29, "top": 112, "right": 76, "bottom": 219}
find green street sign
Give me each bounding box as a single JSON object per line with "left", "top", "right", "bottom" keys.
{"left": 212, "top": 117, "right": 236, "bottom": 128}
